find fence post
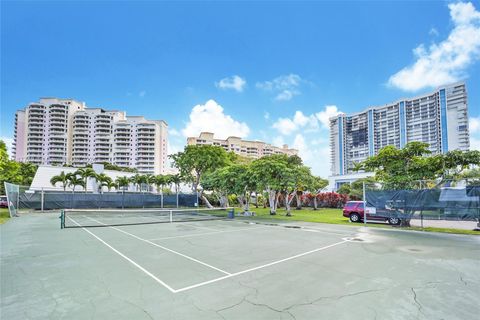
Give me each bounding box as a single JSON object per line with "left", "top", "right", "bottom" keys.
{"left": 176, "top": 190, "right": 179, "bottom": 208}
{"left": 41, "top": 188, "right": 44, "bottom": 212}
{"left": 169, "top": 210, "right": 173, "bottom": 223}
{"left": 161, "top": 192, "right": 164, "bottom": 209}
{"left": 363, "top": 181, "right": 367, "bottom": 227}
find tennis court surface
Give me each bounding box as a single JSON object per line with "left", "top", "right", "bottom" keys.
{"left": 1, "top": 211, "right": 479, "bottom": 319}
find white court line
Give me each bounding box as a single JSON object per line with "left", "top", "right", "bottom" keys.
{"left": 174, "top": 239, "right": 350, "bottom": 293}
{"left": 185, "top": 224, "right": 223, "bottom": 232}
{"left": 149, "top": 226, "right": 269, "bottom": 241}
{"left": 216, "top": 218, "right": 354, "bottom": 236}
{"left": 86, "top": 217, "right": 231, "bottom": 275}
{"left": 67, "top": 217, "right": 176, "bottom": 293}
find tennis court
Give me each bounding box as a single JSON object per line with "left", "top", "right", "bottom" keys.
{"left": 1, "top": 209, "right": 479, "bottom": 319}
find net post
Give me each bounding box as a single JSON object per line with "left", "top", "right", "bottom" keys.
{"left": 60, "top": 210, "right": 65, "bottom": 229}
{"left": 169, "top": 210, "right": 173, "bottom": 223}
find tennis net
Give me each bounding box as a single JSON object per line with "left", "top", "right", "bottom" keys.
{"left": 61, "top": 207, "right": 234, "bottom": 228}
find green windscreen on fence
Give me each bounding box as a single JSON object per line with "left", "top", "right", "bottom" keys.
{"left": 365, "top": 181, "right": 480, "bottom": 221}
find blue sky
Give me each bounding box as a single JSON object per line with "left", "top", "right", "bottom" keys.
{"left": 1, "top": 1, "right": 480, "bottom": 177}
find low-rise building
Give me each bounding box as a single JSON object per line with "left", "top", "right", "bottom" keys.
{"left": 187, "top": 132, "right": 298, "bottom": 158}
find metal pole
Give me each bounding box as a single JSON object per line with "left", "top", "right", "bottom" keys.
{"left": 161, "top": 191, "right": 164, "bottom": 209}
{"left": 41, "top": 188, "right": 44, "bottom": 212}
{"left": 169, "top": 210, "right": 173, "bottom": 223}
{"left": 176, "top": 189, "right": 179, "bottom": 208}
{"left": 363, "top": 181, "right": 367, "bottom": 227}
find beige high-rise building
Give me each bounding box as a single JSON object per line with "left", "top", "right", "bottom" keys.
{"left": 187, "top": 132, "right": 298, "bottom": 158}
{"left": 14, "top": 97, "right": 168, "bottom": 174}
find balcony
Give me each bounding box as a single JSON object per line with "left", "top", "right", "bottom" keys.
{"left": 95, "top": 119, "right": 111, "bottom": 124}
{"left": 96, "top": 128, "right": 111, "bottom": 134}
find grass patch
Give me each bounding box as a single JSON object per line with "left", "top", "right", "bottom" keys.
{"left": 0, "top": 208, "right": 10, "bottom": 224}
{"left": 234, "top": 206, "right": 480, "bottom": 235}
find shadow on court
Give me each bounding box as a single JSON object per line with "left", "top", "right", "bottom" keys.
{"left": 1, "top": 212, "right": 479, "bottom": 320}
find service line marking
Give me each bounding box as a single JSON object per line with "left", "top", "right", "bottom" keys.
{"left": 174, "top": 239, "right": 350, "bottom": 293}
{"left": 86, "top": 217, "right": 231, "bottom": 275}
{"left": 149, "top": 226, "right": 269, "bottom": 241}
{"left": 68, "top": 216, "right": 176, "bottom": 293}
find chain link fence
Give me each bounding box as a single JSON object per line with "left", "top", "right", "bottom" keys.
{"left": 4, "top": 182, "right": 197, "bottom": 211}
{"left": 364, "top": 179, "right": 480, "bottom": 229}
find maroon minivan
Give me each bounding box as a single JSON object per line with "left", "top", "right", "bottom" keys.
{"left": 342, "top": 201, "right": 401, "bottom": 225}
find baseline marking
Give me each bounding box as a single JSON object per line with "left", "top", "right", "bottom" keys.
{"left": 67, "top": 217, "right": 176, "bottom": 293}
{"left": 149, "top": 226, "right": 269, "bottom": 241}
{"left": 175, "top": 239, "right": 349, "bottom": 293}
{"left": 86, "top": 217, "right": 231, "bottom": 275}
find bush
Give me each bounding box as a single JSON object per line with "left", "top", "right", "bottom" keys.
{"left": 317, "top": 192, "right": 349, "bottom": 208}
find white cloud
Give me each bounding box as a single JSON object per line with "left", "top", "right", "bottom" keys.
{"left": 181, "top": 99, "right": 250, "bottom": 139}
{"left": 469, "top": 116, "right": 480, "bottom": 133}
{"left": 272, "top": 111, "right": 319, "bottom": 135}
{"left": 470, "top": 137, "right": 480, "bottom": 150}
{"left": 315, "top": 105, "right": 342, "bottom": 129}
{"left": 289, "top": 133, "right": 331, "bottom": 177}
{"left": 256, "top": 74, "right": 303, "bottom": 101}
{"left": 388, "top": 1, "right": 480, "bottom": 91}
{"left": 215, "top": 75, "right": 246, "bottom": 92}
{"left": 272, "top": 105, "right": 342, "bottom": 136}
{"left": 1, "top": 136, "right": 14, "bottom": 158}
{"left": 139, "top": 90, "right": 146, "bottom": 97}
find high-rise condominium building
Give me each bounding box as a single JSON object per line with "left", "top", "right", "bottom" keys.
{"left": 329, "top": 82, "right": 469, "bottom": 189}
{"left": 14, "top": 97, "right": 168, "bottom": 174}
{"left": 187, "top": 132, "right": 298, "bottom": 158}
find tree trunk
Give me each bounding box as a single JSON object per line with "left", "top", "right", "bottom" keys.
{"left": 286, "top": 191, "right": 296, "bottom": 216}
{"left": 295, "top": 192, "right": 302, "bottom": 210}
{"left": 254, "top": 191, "right": 259, "bottom": 208}
{"left": 201, "top": 193, "right": 214, "bottom": 208}
{"left": 399, "top": 219, "right": 411, "bottom": 227}
{"left": 219, "top": 194, "right": 229, "bottom": 208}
{"left": 285, "top": 200, "right": 291, "bottom": 216}
{"left": 267, "top": 188, "right": 276, "bottom": 215}
{"left": 237, "top": 196, "right": 245, "bottom": 211}
{"left": 313, "top": 196, "right": 318, "bottom": 210}
{"left": 244, "top": 192, "right": 251, "bottom": 212}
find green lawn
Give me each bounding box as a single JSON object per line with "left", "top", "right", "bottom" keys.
{"left": 0, "top": 208, "right": 10, "bottom": 224}
{"left": 233, "top": 206, "right": 480, "bottom": 235}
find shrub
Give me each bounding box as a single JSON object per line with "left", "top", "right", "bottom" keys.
{"left": 317, "top": 192, "right": 349, "bottom": 208}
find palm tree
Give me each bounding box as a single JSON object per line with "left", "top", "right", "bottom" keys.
{"left": 143, "top": 174, "right": 155, "bottom": 193}
{"left": 50, "top": 171, "right": 70, "bottom": 191}
{"left": 67, "top": 174, "right": 84, "bottom": 193}
{"left": 154, "top": 175, "right": 168, "bottom": 194}
{"left": 169, "top": 174, "right": 182, "bottom": 208}
{"left": 130, "top": 174, "right": 144, "bottom": 192}
{"left": 104, "top": 180, "right": 116, "bottom": 192}
{"left": 75, "top": 168, "right": 97, "bottom": 193}
{"left": 169, "top": 174, "right": 181, "bottom": 194}
{"left": 116, "top": 176, "right": 130, "bottom": 192}
{"left": 96, "top": 173, "right": 112, "bottom": 193}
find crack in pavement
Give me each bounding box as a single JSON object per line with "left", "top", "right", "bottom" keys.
{"left": 411, "top": 287, "right": 424, "bottom": 319}
{"left": 284, "top": 288, "right": 387, "bottom": 314}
